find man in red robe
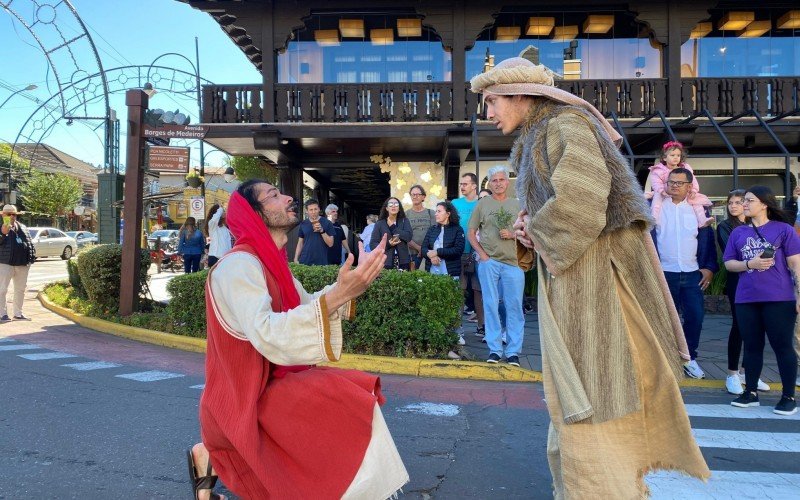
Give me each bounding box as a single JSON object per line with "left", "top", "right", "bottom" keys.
{"left": 188, "top": 179, "right": 409, "bottom": 499}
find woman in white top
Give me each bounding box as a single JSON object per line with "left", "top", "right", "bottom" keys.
{"left": 206, "top": 204, "right": 233, "bottom": 267}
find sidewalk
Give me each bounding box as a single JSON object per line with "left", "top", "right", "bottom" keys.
{"left": 459, "top": 309, "right": 784, "bottom": 384}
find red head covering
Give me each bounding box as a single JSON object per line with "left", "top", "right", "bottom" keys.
{"left": 226, "top": 191, "right": 300, "bottom": 311}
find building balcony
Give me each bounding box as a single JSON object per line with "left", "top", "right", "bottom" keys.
{"left": 202, "top": 77, "right": 799, "bottom": 124}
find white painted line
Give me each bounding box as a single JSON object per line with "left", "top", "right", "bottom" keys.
{"left": 18, "top": 352, "right": 78, "bottom": 361}
{"left": 647, "top": 470, "right": 800, "bottom": 500}
{"left": 190, "top": 384, "right": 205, "bottom": 389}
{"left": 686, "top": 403, "right": 800, "bottom": 421}
{"left": 397, "top": 402, "right": 460, "bottom": 417}
{"left": 692, "top": 428, "right": 800, "bottom": 453}
{"left": 62, "top": 361, "right": 122, "bottom": 371}
{"left": 115, "top": 371, "right": 185, "bottom": 382}
{"left": 0, "top": 344, "right": 41, "bottom": 351}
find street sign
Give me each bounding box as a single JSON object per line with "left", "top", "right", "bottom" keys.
{"left": 146, "top": 146, "right": 190, "bottom": 173}
{"left": 190, "top": 196, "right": 205, "bottom": 219}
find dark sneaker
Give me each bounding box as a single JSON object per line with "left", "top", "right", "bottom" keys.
{"left": 506, "top": 355, "right": 520, "bottom": 367}
{"left": 0, "top": 315, "right": 9, "bottom": 322}
{"left": 774, "top": 396, "right": 797, "bottom": 416}
{"left": 474, "top": 326, "right": 485, "bottom": 338}
{"left": 486, "top": 353, "right": 501, "bottom": 364}
{"left": 731, "top": 391, "right": 760, "bottom": 408}
{"left": 13, "top": 314, "right": 30, "bottom": 320}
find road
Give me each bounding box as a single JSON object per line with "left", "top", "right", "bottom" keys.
{"left": 12, "top": 259, "right": 800, "bottom": 499}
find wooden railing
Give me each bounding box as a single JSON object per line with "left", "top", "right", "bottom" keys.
{"left": 201, "top": 77, "right": 800, "bottom": 124}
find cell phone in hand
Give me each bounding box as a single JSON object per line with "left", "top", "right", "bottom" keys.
{"left": 760, "top": 247, "right": 775, "bottom": 259}
{"left": 2, "top": 215, "right": 10, "bottom": 226}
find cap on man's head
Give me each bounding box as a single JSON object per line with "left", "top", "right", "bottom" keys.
{"left": 2, "top": 204, "right": 19, "bottom": 215}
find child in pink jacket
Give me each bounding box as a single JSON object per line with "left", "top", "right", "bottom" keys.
{"left": 647, "top": 141, "right": 713, "bottom": 227}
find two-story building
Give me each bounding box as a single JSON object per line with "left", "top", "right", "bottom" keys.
{"left": 179, "top": 0, "right": 800, "bottom": 228}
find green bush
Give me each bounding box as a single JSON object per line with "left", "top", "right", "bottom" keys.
{"left": 76, "top": 244, "right": 150, "bottom": 314}
{"left": 166, "top": 270, "right": 209, "bottom": 337}
{"left": 288, "top": 263, "right": 340, "bottom": 292}
{"left": 66, "top": 258, "right": 85, "bottom": 296}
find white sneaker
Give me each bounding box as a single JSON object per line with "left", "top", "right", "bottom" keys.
{"left": 738, "top": 372, "right": 771, "bottom": 392}
{"left": 683, "top": 360, "right": 705, "bottom": 379}
{"left": 458, "top": 334, "right": 466, "bottom": 346}
{"left": 725, "top": 374, "right": 744, "bottom": 395}
{"left": 796, "top": 376, "right": 800, "bottom": 387}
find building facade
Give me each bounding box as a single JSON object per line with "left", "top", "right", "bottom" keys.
{"left": 179, "top": 0, "right": 800, "bottom": 227}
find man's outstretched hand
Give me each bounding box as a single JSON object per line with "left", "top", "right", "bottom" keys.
{"left": 324, "top": 234, "right": 388, "bottom": 312}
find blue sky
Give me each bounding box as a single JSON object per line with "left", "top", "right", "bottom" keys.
{"left": 0, "top": 0, "right": 262, "bottom": 169}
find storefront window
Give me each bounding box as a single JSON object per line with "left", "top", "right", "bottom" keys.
{"left": 467, "top": 10, "right": 661, "bottom": 80}
{"left": 681, "top": 9, "right": 800, "bottom": 77}
{"left": 278, "top": 14, "right": 451, "bottom": 84}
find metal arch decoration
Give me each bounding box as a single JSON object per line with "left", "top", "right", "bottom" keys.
{"left": 11, "top": 65, "right": 214, "bottom": 176}
{"left": 0, "top": 0, "right": 110, "bottom": 123}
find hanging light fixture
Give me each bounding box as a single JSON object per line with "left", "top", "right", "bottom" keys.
{"left": 717, "top": 11, "right": 754, "bottom": 30}
{"left": 370, "top": 28, "right": 394, "bottom": 46}
{"left": 314, "top": 29, "right": 340, "bottom": 46}
{"left": 690, "top": 22, "right": 712, "bottom": 39}
{"left": 339, "top": 19, "right": 364, "bottom": 38}
{"left": 777, "top": 10, "right": 800, "bottom": 29}
{"left": 553, "top": 25, "right": 579, "bottom": 41}
{"left": 738, "top": 20, "right": 771, "bottom": 38}
{"left": 583, "top": 14, "right": 614, "bottom": 34}
{"left": 397, "top": 18, "right": 422, "bottom": 37}
{"left": 525, "top": 17, "right": 555, "bottom": 36}
{"left": 496, "top": 26, "right": 521, "bottom": 43}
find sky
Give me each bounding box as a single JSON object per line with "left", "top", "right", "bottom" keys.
{"left": 0, "top": 0, "right": 262, "bottom": 171}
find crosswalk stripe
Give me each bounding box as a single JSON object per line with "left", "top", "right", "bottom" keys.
{"left": 687, "top": 403, "right": 800, "bottom": 420}
{"left": 18, "top": 352, "right": 78, "bottom": 360}
{"left": 0, "top": 344, "right": 41, "bottom": 351}
{"left": 190, "top": 384, "right": 205, "bottom": 389}
{"left": 647, "top": 470, "right": 800, "bottom": 499}
{"left": 62, "top": 361, "right": 122, "bottom": 371}
{"left": 692, "top": 428, "right": 800, "bottom": 453}
{"left": 115, "top": 371, "right": 185, "bottom": 382}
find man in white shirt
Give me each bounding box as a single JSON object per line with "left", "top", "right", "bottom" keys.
{"left": 653, "top": 168, "right": 718, "bottom": 379}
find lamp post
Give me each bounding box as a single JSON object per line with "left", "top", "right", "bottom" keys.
{"left": 143, "top": 38, "right": 204, "bottom": 194}
{"left": 0, "top": 84, "right": 37, "bottom": 110}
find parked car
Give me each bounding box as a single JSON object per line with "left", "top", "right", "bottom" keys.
{"left": 27, "top": 227, "right": 78, "bottom": 260}
{"left": 147, "top": 229, "right": 179, "bottom": 249}
{"left": 66, "top": 231, "right": 98, "bottom": 249}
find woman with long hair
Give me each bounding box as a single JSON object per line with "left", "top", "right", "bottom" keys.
{"left": 370, "top": 197, "right": 413, "bottom": 270}
{"left": 205, "top": 204, "right": 232, "bottom": 268}
{"left": 178, "top": 216, "right": 205, "bottom": 273}
{"left": 717, "top": 190, "right": 770, "bottom": 395}
{"left": 723, "top": 185, "right": 800, "bottom": 415}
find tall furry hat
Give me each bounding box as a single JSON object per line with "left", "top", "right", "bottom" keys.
{"left": 470, "top": 57, "right": 622, "bottom": 147}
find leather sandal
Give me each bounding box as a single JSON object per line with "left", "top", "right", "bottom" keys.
{"left": 186, "top": 448, "right": 223, "bottom": 500}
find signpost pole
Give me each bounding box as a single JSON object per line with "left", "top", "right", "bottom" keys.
{"left": 120, "top": 89, "right": 148, "bottom": 316}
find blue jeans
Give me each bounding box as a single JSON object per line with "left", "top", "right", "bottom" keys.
{"left": 478, "top": 259, "right": 525, "bottom": 357}
{"left": 663, "top": 270, "right": 705, "bottom": 360}
{"left": 183, "top": 253, "right": 201, "bottom": 273}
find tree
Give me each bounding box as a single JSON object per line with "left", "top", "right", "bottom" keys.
{"left": 0, "top": 142, "right": 31, "bottom": 184}
{"left": 17, "top": 171, "right": 84, "bottom": 224}
{"left": 228, "top": 156, "right": 278, "bottom": 184}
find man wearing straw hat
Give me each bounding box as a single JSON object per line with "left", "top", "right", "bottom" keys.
{"left": 471, "top": 57, "right": 709, "bottom": 497}
{"left": 0, "top": 204, "right": 36, "bottom": 321}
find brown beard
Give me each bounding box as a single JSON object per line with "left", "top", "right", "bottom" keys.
{"left": 261, "top": 207, "right": 299, "bottom": 231}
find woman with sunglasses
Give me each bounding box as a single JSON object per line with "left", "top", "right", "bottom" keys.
{"left": 371, "top": 197, "right": 413, "bottom": 270}
{"left": 717, "top": 190, "right": 770, "bottom": 395}
{"left": 723, "top": 186, "right": 800, "bottom": 415}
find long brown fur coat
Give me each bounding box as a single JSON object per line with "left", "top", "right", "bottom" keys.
{"left": 514, "top": 100, "right": 689, "bottom": 424}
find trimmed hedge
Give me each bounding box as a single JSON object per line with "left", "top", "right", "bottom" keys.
{"left": 166, "top": 270, "right": 209, "bottom": 337}
{"left": 75, "top": 244, "right": 150, "bottom": 314}
{"left": 66, "top": 258, "right": 85, "bottom": 297}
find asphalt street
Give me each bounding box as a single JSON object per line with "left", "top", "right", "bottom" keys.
{"left": 11, "top": 258, "right": 800, "bottom": 499}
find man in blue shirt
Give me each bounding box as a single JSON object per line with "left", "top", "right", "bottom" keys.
{"left": 451, "top": 173, "right": 484, "bottom": 337}
{"left": 294, "top": 199, "right": 335, "bottom": 265}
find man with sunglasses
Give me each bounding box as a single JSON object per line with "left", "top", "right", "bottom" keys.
{"left": 653, "top": 168, "right": 719, "bottom": 379}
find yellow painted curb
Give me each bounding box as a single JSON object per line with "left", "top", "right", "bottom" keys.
{"left": 38, "top": 292, "right": 726, "bottom": 388}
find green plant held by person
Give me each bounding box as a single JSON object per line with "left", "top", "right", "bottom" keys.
{"left": 492, "top": 206, "right": 515, "bottom": 230}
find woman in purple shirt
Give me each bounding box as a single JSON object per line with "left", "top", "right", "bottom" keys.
{"left": 723, "top": 186, "right": 800, "bottom": 415}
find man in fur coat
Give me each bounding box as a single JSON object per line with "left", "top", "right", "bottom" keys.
{"left": 471, "top": 57, "right": 710, "bottom": 498}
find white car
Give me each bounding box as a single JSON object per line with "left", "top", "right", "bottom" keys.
{"left": 27, "top": 227, "right": 78, "bottom": 260}
{"left": 66, "top": 231, "right": 98, "bottom": 249}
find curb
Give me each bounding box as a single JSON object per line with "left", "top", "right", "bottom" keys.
{"left": 37, "top": 292, "right": 540, "bottom": 383}
{"left": 37, "top": 293, "right": 728, "bottom": 389}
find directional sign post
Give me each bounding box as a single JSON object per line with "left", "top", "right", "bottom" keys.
{"left": 146, "top": 145, "right": 190, "bottom": 173}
